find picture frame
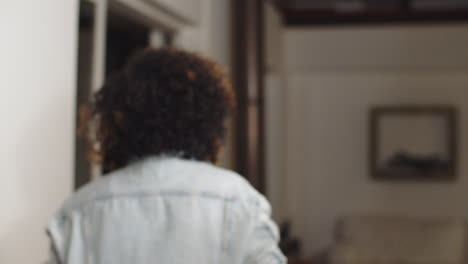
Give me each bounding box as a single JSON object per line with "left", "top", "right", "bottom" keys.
{"left": 369, "top": 105, "right": 458, "bottom": 181}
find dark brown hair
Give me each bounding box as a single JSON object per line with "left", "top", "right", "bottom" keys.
{"left": 83, "top": 48, "right": 235, "bottom": 173}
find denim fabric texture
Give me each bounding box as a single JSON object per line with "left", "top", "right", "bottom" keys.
{"left": 47, "top": 156, "right": 286, "bottom": 264}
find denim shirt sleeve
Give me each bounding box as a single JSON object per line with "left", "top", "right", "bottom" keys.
{"left": 48, "top": 245, "right": 60, "bottom": 264}
{"left": 47, "top": 211, "right": 87, "bottom": 264}
{"left": 47, "top": 213, "right": 69, "bottom": 264}
{"left": 243, "top": 195, "right": 287, "bottom": 264}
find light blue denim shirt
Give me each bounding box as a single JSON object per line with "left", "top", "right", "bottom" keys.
{"left": 47, "top": 156, "right": 286, "bottom": 264}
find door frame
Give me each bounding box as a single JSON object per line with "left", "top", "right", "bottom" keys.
{"left": 75, "top": 0, "right": 206, "bottom": 187}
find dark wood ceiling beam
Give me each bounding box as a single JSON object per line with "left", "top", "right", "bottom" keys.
{"left": 280, "top": 7, "right": 468, "bottom": 26}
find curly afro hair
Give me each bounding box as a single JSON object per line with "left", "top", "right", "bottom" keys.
{"left": 85, "top": 48, "right": 235, "bottom": 173}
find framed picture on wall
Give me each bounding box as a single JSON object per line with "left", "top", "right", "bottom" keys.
{"left": 369, "top": 106, "right": 458, "bottom": 181}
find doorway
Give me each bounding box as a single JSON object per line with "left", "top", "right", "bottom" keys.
{"left": 75, "top": 1, "right": 172, "bottom": 189}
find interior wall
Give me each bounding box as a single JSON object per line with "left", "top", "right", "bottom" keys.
{"left": 149, "top": 0, "right": 202, "bottom": 24}
{"left": 264, "top": 2, "right": 286, "bottom": 221}
{"left": 197, "top": 0, "right": 234, "bottom": 169}
{"left": 173, "top": 0, "right": 231, "bottom": 67}
{"left": 281, "top": 24, "right": 468, "bottom": 256}
{"left": 0, "top": 1, "right": 77, "bottom": 263}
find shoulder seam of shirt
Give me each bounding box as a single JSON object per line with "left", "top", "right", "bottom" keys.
{"left": 63, "top": 190, "right": 261, "bottom": 214}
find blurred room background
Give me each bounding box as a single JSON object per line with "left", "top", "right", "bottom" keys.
{"left": 1, "top": 0, "right": 468, "bottom": 263}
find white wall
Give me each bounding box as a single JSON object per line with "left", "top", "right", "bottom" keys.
{"left": 194, "top": 0, "right": 234, "bottom": 169}
{"left": 0, "top": 1, "right": 77, "bottom": 263}
{"left": 264, "top": 2, "right": 287, "bottom": 221}
{"left": 207, "top": 0, "right": 235, "bottom": 170}
{"left": 281, "top": 24, "right": 468, "bottom": 256}
{"left": 150, "top": 0, "right": 202, "bottom": 24}
{"left": 174, "top": 0, "right": 231, "bottom": 67}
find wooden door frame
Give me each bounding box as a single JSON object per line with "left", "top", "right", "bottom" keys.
{"left": 232, "top": 0, "right": 266, "bottom": 193}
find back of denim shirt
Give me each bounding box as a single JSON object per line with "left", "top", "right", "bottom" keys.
{"left": 47, "top": 157, "right": 286, "bottom": 264}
